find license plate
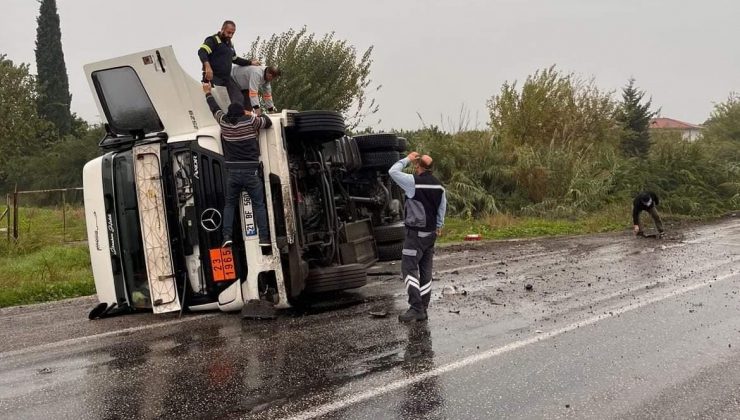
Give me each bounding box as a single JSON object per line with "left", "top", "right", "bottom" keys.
{"left": 210, "top": 248, "right": 236, "bottom": 282}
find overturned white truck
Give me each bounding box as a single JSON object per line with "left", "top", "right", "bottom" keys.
{"left": 82, "top": 47, "right": 407, "bottom": 318}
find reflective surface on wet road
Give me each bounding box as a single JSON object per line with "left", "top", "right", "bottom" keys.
{"left": 2, "top": 218, "right": 740, "bottom": 419}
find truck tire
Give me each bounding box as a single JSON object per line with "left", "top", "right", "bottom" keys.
{"left": 354, "top": 133, "right": 399, "bottom": 151}
{"left": 339, "top": 136, "right": 361, "bottom": 171}
{"left": 373, "top": 222, "right": 405, "bottom": 243}
{"left": 361, "top": 151, "right": 400, "bottom": 169}
{"left": 293, "top": 111, "right": 346, "bottom": 143}
{"left": 304, "top": 263, "right": 368, "bottom": 293}
{"left": 347, "top": 137, "right": 362, "bottom": 169}
{"left": 377, "top": 241, "right": 403, "bottom": 261}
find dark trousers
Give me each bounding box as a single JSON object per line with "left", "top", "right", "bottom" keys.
{"left": 401, "top": 229, "right": 437, "bottom": 312}
{"left": 638, "top": 207, "right": 664, "bottom": 233}
{"left": 205, "top": 75, "right": 244, "bottom": 106}
{"left": 222, "top": 167, "right": 270, "bottom": 242}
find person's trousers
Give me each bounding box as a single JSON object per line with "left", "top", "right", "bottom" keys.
{"left": 222, "top": 167, "right": 270, "bottom": 242}
{"left": 209, "top": 77, "right": 245, "bottom": 109}
{"left": 638, "top": 207, "right": 664, "bottom": 233}
{"left": 401, "top": 229, "right": 437, "bottom": 312}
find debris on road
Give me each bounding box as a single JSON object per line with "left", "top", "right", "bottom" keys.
{"left": 369, "top": 311, "right": 388, "bottom": 318}
{"left": 525, "top": 284, "right": 534, "bottom": 291}
{"left": 449, "top": 309, "right": 460, "bottom": 314}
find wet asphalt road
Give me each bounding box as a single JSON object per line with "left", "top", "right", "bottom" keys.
{"left": 2, "top": 218, "right": 740, "bottom": 419}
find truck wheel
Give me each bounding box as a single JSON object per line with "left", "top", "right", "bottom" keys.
{"left": 373, "top": 222, "right": 405, "bottom": 243}
{"left": 304, "top": 263, "right": 368, "bottom": 293}
{"left": 361, "top": 151, "right": 400, "bottom": 169}
{"left": 377, "top": 241, "right": 403, "bottom": 261}
{"left": 293, "top": 111, "right": 346, "bottom": 143}
{"left": 346, "top": 137, "right": 362, "bottom": 170}
{"left": 354, "top": 133, "right": 399, "bottom": 151}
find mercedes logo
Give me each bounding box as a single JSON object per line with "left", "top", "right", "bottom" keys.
{"left": 200, "top": 208, "right": 222, "bottom": 232}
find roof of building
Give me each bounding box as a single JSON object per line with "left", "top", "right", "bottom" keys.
{"left": 649, "top": 118, "right": 703, "bottom": 130}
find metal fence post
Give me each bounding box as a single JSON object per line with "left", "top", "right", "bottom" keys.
{"left": 62, "top": 189, "right": 67, "bottom": 242}
{"left": 5, "top": 193, "right": 9, "bottom": 242}
{"left": 12, "top": 184, "right": 18, "bottom": 241}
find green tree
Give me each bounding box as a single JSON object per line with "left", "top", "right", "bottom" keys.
{"left": 703, "top": 93, "right": 740, "bottom": 143}
{"left": 248, "top": 27, "right": 379, "bottom": 129}
{"left": 488, "top": 66, "right": 618, "bottom": 150}
{"left": 35, "top": 0, "right": 72, "bottom": 136}
{"left": 486, "top": 66, "right": 621, "bottom": 211}
{"left": 616, "top": 78, "right": 657, "bottom": 158}
{"left": 0, "top": 55, "right": 55, "bottom": 191}
{"left": 14, "top": 125, "right": 103, "bottom": 190}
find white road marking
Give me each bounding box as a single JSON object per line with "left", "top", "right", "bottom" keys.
{"left": 0, "top": 313, "right": 219, "bottom": 359}
{"left": 286, "top": 270, "right": 739, "bottom": 420}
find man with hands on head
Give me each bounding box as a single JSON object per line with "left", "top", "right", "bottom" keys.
{"left": 388, "top": 151, "right": 447, "bottom": 322}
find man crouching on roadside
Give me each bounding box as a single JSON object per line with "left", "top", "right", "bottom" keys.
{"left": 389, "top": 151, "right": 447, "bottom": 322}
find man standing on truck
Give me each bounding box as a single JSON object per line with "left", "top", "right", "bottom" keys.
{"left": 231, "top": 65, "right": 281, "bottom": 115}
{"left": 633, "top": 191, "right": 665, "bottom": 237}
{"left": 389, "top": 151, "right": 447, "bottom": 322}
{"left": 203, "top": 83, "right": 272, "bottom": 248}
{"left": 198, "top": 20, "right": 260, "bottom": 106}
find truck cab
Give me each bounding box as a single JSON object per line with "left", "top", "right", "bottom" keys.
{"left": 83, "top": 46, "right": 389, "bottom": 318}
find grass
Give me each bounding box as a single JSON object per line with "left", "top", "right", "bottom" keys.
{"left": 438, "top": 205, "right": 688, "bottom": 243}
{"left": 0, "top": 205, "right": 93, "bottom": 308}
{"left": 0, "top": 244, "right": 94, "bottom": 308}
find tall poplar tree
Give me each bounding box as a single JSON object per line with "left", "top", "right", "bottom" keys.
{"left": 35, "top": 0, "right": 71, "bottom": 136}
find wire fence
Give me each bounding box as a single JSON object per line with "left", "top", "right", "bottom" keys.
{"left": 3, "top": 187, "right": 86, "bottom": 244}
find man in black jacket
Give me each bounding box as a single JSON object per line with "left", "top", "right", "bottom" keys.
{"left": 198, "top": 20, "right": 260, "bottom": 105}
{"left": 203, "top": 83, "right": 272, "bottom": 248}
{"left": 633, "top": 191, "right": 664, "bottom": 237}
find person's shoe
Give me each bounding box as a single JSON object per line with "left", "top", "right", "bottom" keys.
{"left": 221, "top": 238, "right": 233, "bottom": 248}
{"left": 636, "top": 231, "right": 645, "bottom": 237}
{"left": 398, "top": 308, "right": 428, "bottom": 323}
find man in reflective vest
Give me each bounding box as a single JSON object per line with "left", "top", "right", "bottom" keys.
{"left": 198, "top": 20, "right": 260, "bottom": 107}
{"left": 389, "top": 151, "right": 447, "bottom": 322}
{"left": 231, "top": 65, "right": 281, "bottom": 115}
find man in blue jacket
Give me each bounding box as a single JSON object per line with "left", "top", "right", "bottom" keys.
{"left": 389, "top": 151, "right": 447, "bottom": 322}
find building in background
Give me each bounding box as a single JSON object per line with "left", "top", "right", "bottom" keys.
{"left": 649, "top": 117, "right": 703, "bottom": 142}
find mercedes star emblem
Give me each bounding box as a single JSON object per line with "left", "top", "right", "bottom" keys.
{"left": 200, "top": 208, "right": 222, "bottom": 232}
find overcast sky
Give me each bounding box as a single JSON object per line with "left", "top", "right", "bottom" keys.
{"left": 2, "top": 0, "right": 738, "bottom": 131}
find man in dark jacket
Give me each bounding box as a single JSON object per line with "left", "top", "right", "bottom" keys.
{"left": 633, "top": 191, "right": 664, "bottom": 237}
{"left": 198, "top": 20, "right": 260, "bottom": 105}
{"left": 203, "top": 83, "right": 272, "bottom": 248}
{"left": 389, "top": 151, "right": 447, "bottom": 322}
